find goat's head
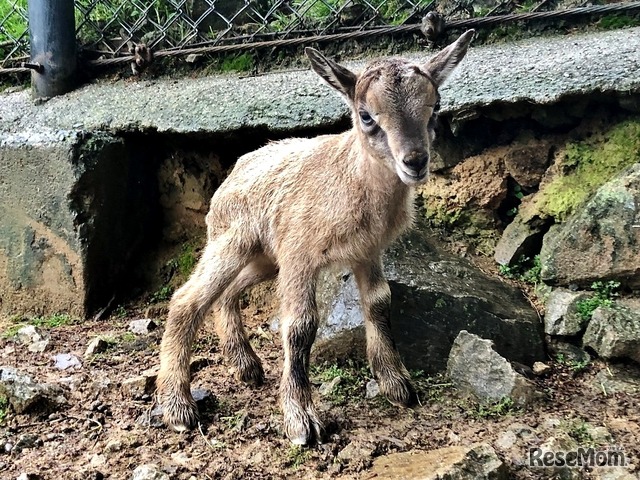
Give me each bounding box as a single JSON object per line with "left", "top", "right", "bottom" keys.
{"left": 306, "top": 30, "right": 474, "bottom": 186}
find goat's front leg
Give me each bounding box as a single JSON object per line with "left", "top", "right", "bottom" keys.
{"left": 352, "top": 258, "right": 417, "bottom": 407}
{"left": 278, "top": 266, "right": 324, "bottom": 445}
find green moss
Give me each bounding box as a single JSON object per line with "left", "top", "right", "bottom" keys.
{"left": 535, "top": 120, "right": 640, "bottom": 222}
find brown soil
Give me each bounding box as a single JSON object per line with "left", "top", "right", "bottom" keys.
{"left": 1, "top": 299, "right": 638, "bottom": 480}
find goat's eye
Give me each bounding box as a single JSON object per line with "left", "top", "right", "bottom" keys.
{"left": 359, "top": 111, "right": 375, "bottom": 128}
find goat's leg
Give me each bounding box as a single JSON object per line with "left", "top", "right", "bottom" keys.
{"left": 352, "top": 258, "right": 417, "bottom": 407}
{"left": 157, "top": 230, "right": 252, "bottom": 431}
{"left": 279, "top": 267, "right": 324, "bottom": 445}
{"left": 216, "top": 255, "right": 277, "bottom": 385}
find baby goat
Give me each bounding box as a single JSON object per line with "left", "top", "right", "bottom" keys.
{"left": 157, "top": 30, "right": 474, "bottom": 445}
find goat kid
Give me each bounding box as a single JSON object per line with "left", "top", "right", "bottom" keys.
{"left": 157, "top": 30, "right": 474, "bottom": 445}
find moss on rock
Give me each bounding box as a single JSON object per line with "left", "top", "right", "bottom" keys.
{"left": 530, "top": 119, "right": 640, "bottom": 223}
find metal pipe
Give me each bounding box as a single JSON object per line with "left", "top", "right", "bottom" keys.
{"left": 28, "top": 0, "right": 77, "bottom": 98}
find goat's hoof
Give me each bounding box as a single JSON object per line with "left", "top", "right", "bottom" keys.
{"left": 161, "top": 395, "right": 199, "bottom": 432}
{"left": 380, "top": 377, "right": 418, "bottom": 408}
{"left": 234, "top": 355, "right": 265, "bottom": 386}
{"left": 283, "top": 403, "right": 325, "bottom": 445}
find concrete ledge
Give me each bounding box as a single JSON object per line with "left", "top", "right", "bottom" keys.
{"left": 1, "top": 27, "right": 639, "bottom": 318}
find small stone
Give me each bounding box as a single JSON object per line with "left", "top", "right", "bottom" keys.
{"left": 122, "top": 375, "right": 155, "bottom": 399}
{"left": 337, "top": 440, "right": 376, "bottom": 463}
{"left": 532, "top": 362, "right": 551, "bottom": 376}
{"left": 129, "top": 319, "right": 157, "bottom": 335}
{"left": 136, "top": 404, "right": 164, "bottom": 428}
{"left": 191, "top": 388, "right": 211, "bottom": 403}
{"left": 17, "top": 474, "right": 43, "bottom": 480}
{"left": 52, "top": 353, "right": 82, "bottom": 370}
{"left": 17, "top": 325, "right": 51, "bottom": 353}
{"left": 319, "top": 376, "right": 341, "bottom": 396}
{"left": 15, "top": 434, "right": 39, "bottom": 450}
{"left": 105, "top": 439, "right": 123, "bottom": 453}
{"left": 90, "top": 454, "right": 106, "bottom": 468}
{"left": 494, "top": 430, "right": 517, "bottom": 451}
{"left": 3, "top": 442, "right": 13, "bottom": 454}
{"left": 131, "top": 463, "right": 170, "bottom": 480}
{"left": 185, "top": 54, "right": 202, "bottom": 63}
{"left": 85, "top": 338, "right": 109, "bottom": 357}
{"left": 365, "top": 379, "right": 380, "bottom": 399}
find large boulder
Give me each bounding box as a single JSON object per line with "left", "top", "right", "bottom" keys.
{"left": 312, "top": 229, "right": 545, "bottom": 373}
{"left": 583, "top": 299, "right": 640, "bottom": 363}
{"left": 540, "top": 164, "right": 640, "bottom": 288}
{"left": 544, "top": 288, "right": 592, "bottom": 336}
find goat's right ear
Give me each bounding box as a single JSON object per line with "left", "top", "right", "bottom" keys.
{"left": 305, "top": 48, "right": 357, "bottom": 103}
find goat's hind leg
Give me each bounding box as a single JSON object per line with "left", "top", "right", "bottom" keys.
{"left": 352, "top": 258, "right": 417, "bottom": 407}
{"left": 217, "top": 255, "right": 277, "bottom": 385}
{"left": 157, "top": 230, "right": 252, "bottom": 432}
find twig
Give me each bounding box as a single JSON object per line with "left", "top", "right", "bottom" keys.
{"left": 198, "top": 421, "right": 217, "bottom": 452}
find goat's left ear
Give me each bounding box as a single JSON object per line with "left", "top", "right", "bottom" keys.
{"left": 306, "top": 47, "right": 357, "bottom": 104}
{"left": 424, "top": 29, "right": 475, "bottom": 87}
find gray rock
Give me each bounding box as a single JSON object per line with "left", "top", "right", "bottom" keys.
{"left": 583, "top": 300, "right": 640, "bottom": 363}
{"left": 366, "top": 379, "right": 380, "bottom": 399}
{"left": 16, "top": 474, "right": 43, "bottom": 480}
{"left": 337, "top": 440, "right": 376, "bottom": 463}
{"left": 591, "top": 365, "right": 640, "bottom": 395}
{"left": 84, "top": 337, "right": 110, "bottom": 357}
{"left": 131, "top": 464, "right": 169, "bottom": 480}
{"left": 532, "top": 362, "right": 552, "bottom": 376}
{"left": 318, "top": 376, "right": 341, "bottom": 397}
{"left": 128, "top": 319, "right": 157, "bottom": 335}
{"left": 0, "top": 366, "right": 66, "bottom": 414}
{"left": 544, "top": 288, "right": 592, "bottom": 336}
{"left": 121, "top": 374, "right": 156, "bottom": 399}
{"left": 447, "top": 331, "right": 537, "bottom": 405}
{"left": 52, "top": 353, "right": 82, "bottom": 370}
{"left": 16, "top": 325, "right": 50, "bottom": 353}
{"left": 541, "top": 164, "right": 640, "bottom": 288}
{"left": 313, "top": 229, "right": 544, "bottom": 373}
{"left": 369, "top": 443, "right": 508, "bottom": 480}
{"left": 546, "top": 339, "right": 591, "bottom": 365}
{"left": 494, "top": 217, "right": 544, "bottom": 266}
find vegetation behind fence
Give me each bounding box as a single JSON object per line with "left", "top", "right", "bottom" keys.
{"left": 1, "top": 0, "right": 639, "bottom": 71}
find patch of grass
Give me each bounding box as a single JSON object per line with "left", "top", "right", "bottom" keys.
{"left": 285, "top": 445, "right": 312, "bottom": 469}
{"left": 411, "top": 371, "right": 453, "bottom": 403}
{"left": 575, "top": 280, "right": 620, "bottom": 322}
{"left": 220, "top": 52, "right": 255, "bottom": 73}
{"left": 113, "top": 305, "right": 128, "bottom": 319}
{"left": 150, "top": 285, "right": 174, "bottom": 303}
{"left": 311, "top": 360, "right": 369, "bottom": 405}
{"left": 498, "top": 255, "right": 541, "bottom": 285}
{"left": 567, "top": 420, "right": 593, "bottom": 445}
{"left": 0, "top": 0, "right": 27, "bottom": 45}
{"left": 2, "top": 313, "right": 75, "bottom": 338}
{"left": 534, "top": 120, "right": 640, "bottom": 222}
{"left": 167, "top": 243, "right": 198, "bottom": 278}
{"left": 469, "top": 397, "right": 517, "bottom": 419}
{"left": 598, "top": 13, "right": 639, "bottom": 30}
{"left": 0, "top": 396, "right": 9, "bottom": 424}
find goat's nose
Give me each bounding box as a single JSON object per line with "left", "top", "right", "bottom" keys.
{"left": 402, "top": 151, "right": 429, "bottom": 172}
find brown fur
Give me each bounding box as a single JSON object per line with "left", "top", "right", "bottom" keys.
{"left": 157, "top": 30, "right": 474, "bottom": 445}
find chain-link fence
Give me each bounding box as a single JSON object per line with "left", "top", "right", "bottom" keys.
{"left": 1, "top": 0, "right": 638, "bottom": 69}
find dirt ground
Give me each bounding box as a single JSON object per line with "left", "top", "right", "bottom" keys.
{"left": 1, "top": 293, "right": 639, "bottom": 480}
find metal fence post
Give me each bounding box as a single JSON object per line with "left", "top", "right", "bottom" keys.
{"left": 28, "top": 0, "right": 77, "bottom": 98}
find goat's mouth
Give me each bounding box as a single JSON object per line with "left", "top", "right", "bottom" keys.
{"left": 396, "top": 164, "right": 429, "bottom": 185}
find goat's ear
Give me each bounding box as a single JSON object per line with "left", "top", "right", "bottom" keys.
{"left": 305, "top": 47, "right": 357, "bottom": 103}
{"left": 424, "top": 29, "right": 474, "bottom": 86}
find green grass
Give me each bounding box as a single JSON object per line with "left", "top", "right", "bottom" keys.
{"left": 2, "top": 313, "right": 75, "bottom": 338}
{"left": 220, "top": 52, "right": 255, "bottom": 73}
{"left": 498, "top": 255, "right": 541, "bottom": 285}
{"left": 555, "top": 353, "right": 591, "bottom": 374}
{"left": 575, "top": 281, "right": 620, "bottom": 322}
{"left": 311, "top": 361, "right": 369, "bottom": 405}
{"left": 285, "top": 445, "right": 312, "bottom": 468}
{"left": 0, "top": 0, "right": 27, "bottom": 43}
{"left": 598, "top": 13, "right": 640, "bottom": 30}
{"left": 468, "top": 397, "right": 517, "bottom": 419}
